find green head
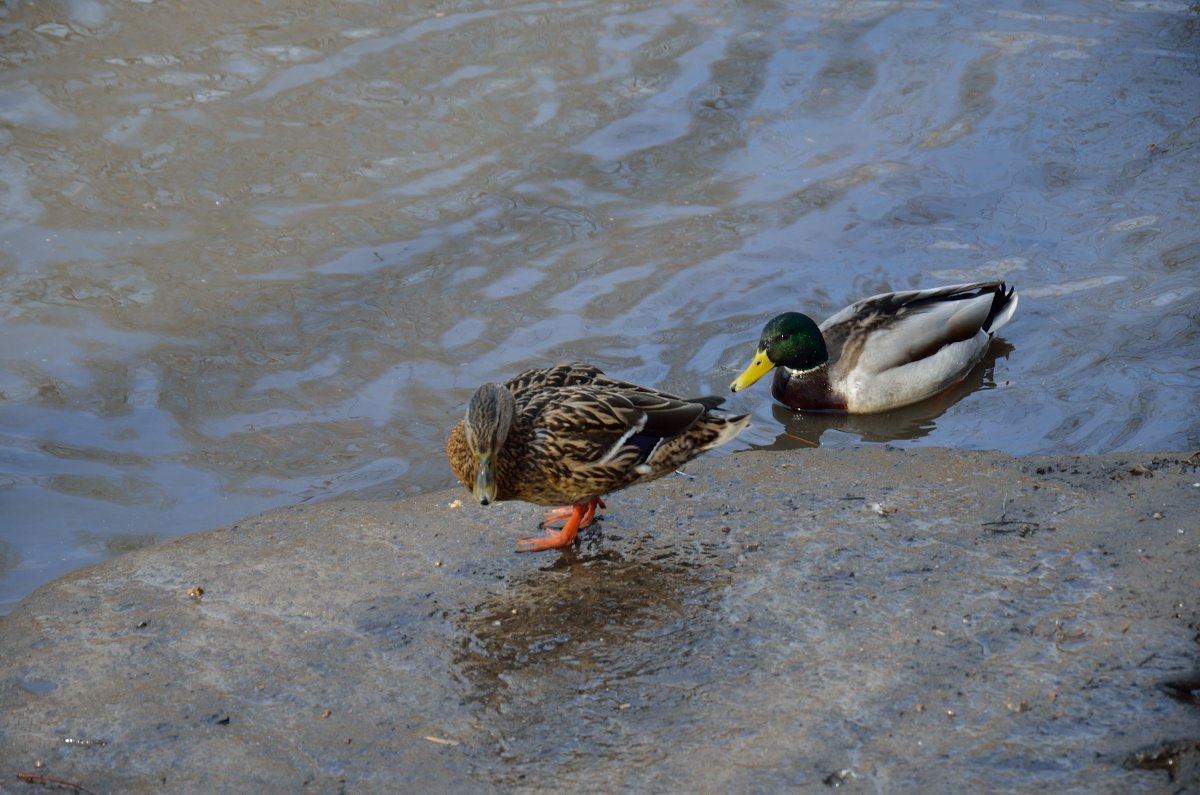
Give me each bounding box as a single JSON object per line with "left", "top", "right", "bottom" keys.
{"left": 730, "top": 312, "right": 828, "bottom": 392}
{"left": 463, "top": 383, "right": 515, "bottom": 505}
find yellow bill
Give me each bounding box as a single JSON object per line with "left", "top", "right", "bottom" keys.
{"left": 730, "top": 350, "right": 776, "bottom": 393}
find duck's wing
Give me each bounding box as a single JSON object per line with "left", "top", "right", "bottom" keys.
{"left": 533, "top": 386, "right": 709, "bottom": 468}
{"left": 820, "top": 281, "right": 1017, "bottom": 374}
{"left": 506, "top": 361, "right": 729, "bottom": 410}
{"left": 503, "top": 362, "right": 607, "bottom": 396}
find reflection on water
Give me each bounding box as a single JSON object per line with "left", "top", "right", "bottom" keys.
{"left": 2, "top": 0, "right": 1199, "bottom": 609}
{"left": 753, "top": 340, "right": 1015, "bottom": 450}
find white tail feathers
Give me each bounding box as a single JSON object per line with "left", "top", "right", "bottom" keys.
{"left": 989, "top": 290, "right": 1018, "bottom": 334}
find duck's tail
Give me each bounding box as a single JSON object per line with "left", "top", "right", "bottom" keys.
{"left": 984, "top": 282, "right": 1018, "bottom": 334}
{"left": 698, "top": 412, "right": 752, "bottom": 452}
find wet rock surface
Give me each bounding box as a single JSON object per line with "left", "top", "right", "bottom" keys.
{"left": 1, "top": 447, "right": 1198, "bottom": 794}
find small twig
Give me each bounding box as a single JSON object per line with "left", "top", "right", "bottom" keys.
{"left": 982, "top": 519, "right": 1048, "bottom": 538}
{"left": 16, "top": 773, "right": 99, "bottom": 795}
{"left": 424, "top": 735, "right": 460, "bottom": 746}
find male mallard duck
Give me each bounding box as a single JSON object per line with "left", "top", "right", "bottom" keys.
{"left": 447, "top": 362, "right": 750, "bottom": 552}
{"left": 730, "top": 281, "right": 1017, "bottom": 413}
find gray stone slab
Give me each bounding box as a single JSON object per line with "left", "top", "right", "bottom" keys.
{"left": 2, "top": 448, "right": 1198, "bottom": 793}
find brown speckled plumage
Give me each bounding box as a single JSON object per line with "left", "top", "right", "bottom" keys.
{"left": 447, "top": 362, "right": 750, "bottom": 551}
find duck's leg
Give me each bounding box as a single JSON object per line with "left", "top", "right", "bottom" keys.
{"left": 580, "top": 496, "right": 604, "bottom": 527}
{"left": 541, "top": 497, "right": 605, "bottom": 529}
{"left": 518, "top": 498, "right": 605, "bottom": 553}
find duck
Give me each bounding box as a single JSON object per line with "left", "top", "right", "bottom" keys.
{"left": 447, "top": 362, "right": 750, "bottom": 552}
{"left": 729, "top": 281, "right": 1017, "bottom": 413}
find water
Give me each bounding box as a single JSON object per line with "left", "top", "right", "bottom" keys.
{"left": 1, "top": 0, "right": 1197, "bottom": 613}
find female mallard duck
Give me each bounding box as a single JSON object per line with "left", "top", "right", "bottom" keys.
{"left": 447, "top": 362, "right": 750, "bottom": 552}
{"left": 730, "top": 281, "right": 1017, "bottom": 413}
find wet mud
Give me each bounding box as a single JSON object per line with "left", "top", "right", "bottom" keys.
{"left": 1, "top": 447, "right": 1197, "bottom": 793}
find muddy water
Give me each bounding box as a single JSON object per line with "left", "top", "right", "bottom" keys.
{"left": 1, "top": 1, "right": 1198, "bottom": 611}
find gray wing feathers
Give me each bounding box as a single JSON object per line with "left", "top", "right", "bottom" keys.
{"left": 826, "top": 282, "right": 1012, "bottom": 374}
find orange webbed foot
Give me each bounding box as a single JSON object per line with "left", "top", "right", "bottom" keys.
{"left": 540, "top": 505, "right": 576, "bottom": 527}
{"left": 542, "top": 498, "right": 605, "bottom": 529}
{"left": 518, "top": 498, "right": 605, "bottom": 553}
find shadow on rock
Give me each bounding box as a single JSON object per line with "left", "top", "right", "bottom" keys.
{"left": 455, "top": 542, "right": 724, "bottom": 707}
{"left": 451, "top": 532, "right": 733, "bottom": 783}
